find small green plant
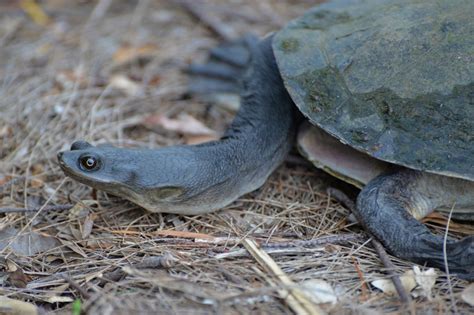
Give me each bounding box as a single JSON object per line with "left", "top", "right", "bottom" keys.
{"left": 72, "top": 299, "right": 82, "bottom": 315}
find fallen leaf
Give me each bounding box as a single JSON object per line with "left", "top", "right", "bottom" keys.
{"left": 67, "top": 203, "right": 96, "bottom": 240}
{"left": 6, "top": 259, "right": 18, "bottom": 272}
{"left": 48, "top": 283, "right": 70, "bottom": 296}
{"left": 411, "top": 266, "right": 437, "bottom": 300}
{"left": 143, "top": 113, "right": 217, "bottom": 136}
{"left": 55, "top": 66, "right": 88, "bottom": 90}
{"left": 461, "top": 283, "right": 474, "bottom": 306}
{"left": 7, "top": 268, "right": 31, "bottom": 288}
{"left": 81, "top": 214, "right": 95, "bottom": 239}
{"left": 0, "top": 297, "right": 38, "bottom": 315}
{"left": 422, "top": 212, "right": 474, "bottom": 234}
{"left": 0, "top": 125, "right": 13, "bottom": 138}
{"left": 85, "top": 238, "right": 114, "bottom": 250}
{"left": 20, "top": 0, "right": 51, "bottom": 26}
{"left": 13, "top": 146, "right": 29, "bottom": 160}
{"left": 69, "top": 226, "right": 83, "bottom": 241}
{"left": 44, "top": 255, "right": 62, "bottom": 264}
{"left": 147, "top": 75, "right": 162, "bottom": 86}
{"left": 112, "top": 43, "right": 158, "bottom": 66}
{"left": 110, "top": 74, "right": 143, "bottom": 96}
{"left": 68, "top": 202, "right": 90, "bottom": 220}
{"left": 0, "top": 227, "right": 60, "bottom": 256}
{"left": 371, "top": 270, "right": 416, "bottom": 295}
{"left": 300, "top": 279, "right": 337, "bottom": 305}
{"left": 30, "top": 178, "right": 44, "bottom": 189}
{"left": 31, "top": 163, "right": 44, "bottom": 175}
{"left": 58, "top": 240, "right": 88, "bottom": 258}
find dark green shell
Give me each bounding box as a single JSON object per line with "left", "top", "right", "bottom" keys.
{"left": 273, "top": 0, "right": 474, "bottom": 181}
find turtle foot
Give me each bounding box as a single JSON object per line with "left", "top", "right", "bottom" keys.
{"left": 356, "top": 170, "right": 474, "bottom": 280}
{"left": 401, "top": 233, "right": 474, "bottom": 280}
{"left": 187, "top": 34, "right": 258, "bottom": 95}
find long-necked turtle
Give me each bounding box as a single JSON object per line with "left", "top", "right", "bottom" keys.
{"left": 58, "top": 0, "right": 474, "bottom": 278}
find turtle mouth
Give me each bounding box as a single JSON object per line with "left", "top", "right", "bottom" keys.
{"left": 57, "top": 151, "right": 72, "bottom": 174}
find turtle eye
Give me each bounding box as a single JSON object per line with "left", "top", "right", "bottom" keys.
{"left": 79, "top": 155, "right": 100, "bottom": 171}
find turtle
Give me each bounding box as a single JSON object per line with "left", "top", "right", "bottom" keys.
{"left": 58, "top": 0, "right": 474, "bottom": 279}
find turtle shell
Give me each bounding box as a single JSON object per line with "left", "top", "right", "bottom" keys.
{"left": 273, "top": 0, "right": 474, "bottom": 181}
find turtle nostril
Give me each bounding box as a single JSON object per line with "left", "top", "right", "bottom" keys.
{"left": 57, "top": 152, "right": 63, "bottom": 160}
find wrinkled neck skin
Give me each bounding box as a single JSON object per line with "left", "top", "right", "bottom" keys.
{"left": 59, "top": 37, "right": 298, "bottom": 214}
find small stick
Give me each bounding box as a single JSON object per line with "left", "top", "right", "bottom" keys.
{"left": 371, "top": 240, "right": 412, "bottom": 304}
{"left": 243, "top": 239, "right": 325, "bottom": 315}
{"left": 264, "top": 233, "right": 365, "bottom": 249}
{"left": 214, "top": 233, "right": 365, "bottom": 260}
{"left": 0, "top": 176, "right": 27, "bottom": 193}
{"left": 326, "top": 187, "right": 356, "bottom": 210}
{"left": 62, "top": 276, "right": 92, "bottom": 299}
{"left": 0, "top": 204, "right": 74, "bottom": 214}
{"left": 327, "top": 187, "right": 412, "bottom": 304}
{"left": 102, "top": 253, "right": 178, "bottom": 283}
{"left": 175, "top": 0, "right": 236, "bottom": 41}
{"left": 351, "top": 256, "right": 369, "bottom": 302}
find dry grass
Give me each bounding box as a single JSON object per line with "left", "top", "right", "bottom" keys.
{"left": 0, "top": 1, "right": 472, "bottom": 314}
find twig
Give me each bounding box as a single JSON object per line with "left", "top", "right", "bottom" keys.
{"left": 61, "top": 276, "right": 92, "bottom": 299}
{"left": 327, "top": 187, "right": 412, "bottom": 304}
{"left": 326, "top": 187, "right": 356, "bottom": 210}
{"left": 443, "top": 204, "right": 459, "bottom": 314}
{"left": 61, "top": 276, "right": 104, "bottom": 314}
{"left": 243, "top": 239, "right": 325, "bottom": 315}
{"left": 0, "top": 204, "right": 74, "bottom": 214}
{"left": 351, "top": 256, "right": 369, "bottom": 302}
{"left": 102, "top": 253, "right": 178, "bottom": 283}
{"left": 213, "top": 233, "right": 365, "bottom": 259}
{"left": 109, "top": 227, "right": 363, "bottom": 249}
{"left": 214, "top": 246, "right": 324, "bottom": 260}
{"left": 371, "top": 240, "right": 412, "bottom": 304}
{"left": 0, "top": 176, "right": 27, "bottom": 194}
{"left": 264, "top": 233, "right": 365, "bottom": 249}
{"left": 174, "top": 0, "right": 236, "bottom": 41}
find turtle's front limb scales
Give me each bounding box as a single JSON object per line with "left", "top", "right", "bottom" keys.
{"left": 356, "top": 169, "right": 474, "bottom": 280}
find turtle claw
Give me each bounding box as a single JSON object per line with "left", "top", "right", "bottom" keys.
{"left": 441, "top": 236, "right": 474, "bottom": 280}
{"left": 187, "top": 35, "right": 258, "bottom": 96}
{"left": 208, "top": 36, "right": 254, "bottom": 67}
{"left": 412, "top": 233, "right": 474, "bottom": 280}
{"left": 356, "top": 170, "right": 474, "bottom": 280}
{"left": 187, "top": 62, "right": 242, "bottom": 81}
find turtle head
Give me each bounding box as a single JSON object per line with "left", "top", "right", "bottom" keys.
{"left": 57, "top": 140, "right": 210, "bottom": 214}
{"left": 58, "top": 140, "right": 143, "bottom": 191}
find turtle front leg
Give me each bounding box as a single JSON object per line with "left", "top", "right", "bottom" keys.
{"left": 356, "top": 169, "right": 474, "bottom": 280}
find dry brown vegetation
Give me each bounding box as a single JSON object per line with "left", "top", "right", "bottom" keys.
{"left": 0, "top": 1, "right": 472, "bottom": 314}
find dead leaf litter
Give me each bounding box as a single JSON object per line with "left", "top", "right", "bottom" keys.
{"left": 0, "top": 1, "right": 472, "bottom": 314}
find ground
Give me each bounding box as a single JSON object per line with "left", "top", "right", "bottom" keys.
{"left": 0, "top": 1, "right": 472, "bottom": 314}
